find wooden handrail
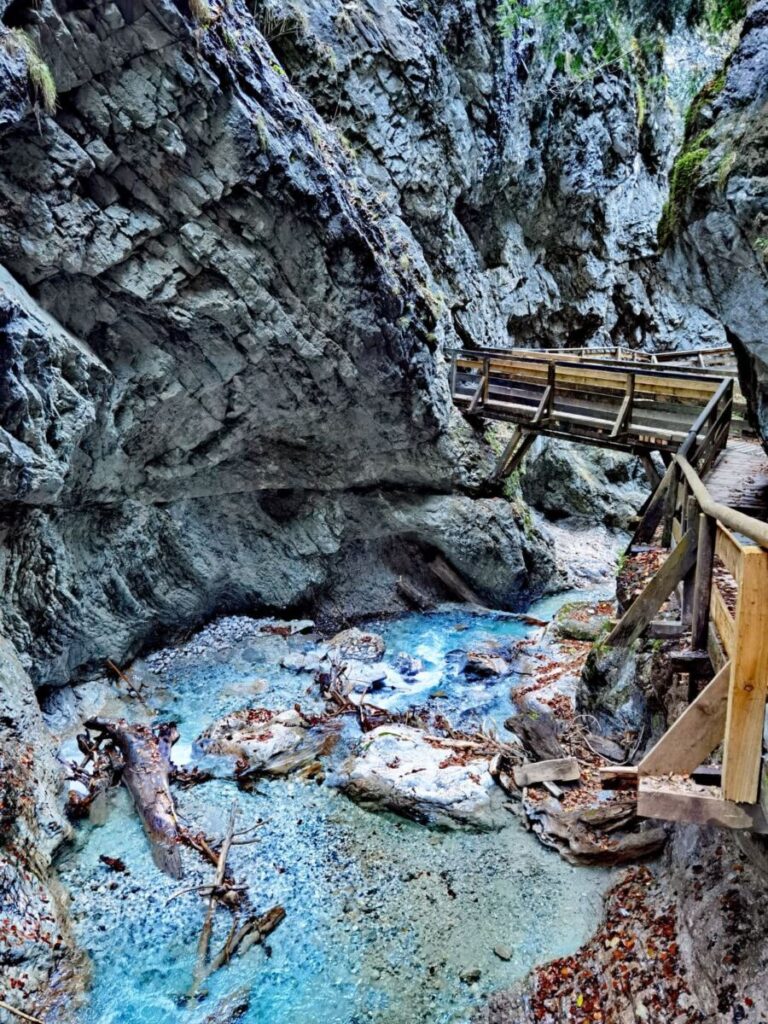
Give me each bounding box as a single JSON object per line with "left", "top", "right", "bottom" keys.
{"left": 454, "top": 350, "right": 726, "bottom": 386}
{"left": 676, "top": 454, "right": 768, "bottom": 549}
{"left": 672, "top": 377, "right": 733, "bottom": 462}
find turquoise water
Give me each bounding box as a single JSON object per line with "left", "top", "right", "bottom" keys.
{"left": 54, "top": 597, "right": 612, "bottom": 1024}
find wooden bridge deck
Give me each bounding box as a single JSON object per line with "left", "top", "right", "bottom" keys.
{"left": 451, "top": 344, "right": 768, "bottom": 833}
{"left": 706, "top": 439, "right": 768, "bottom": 519}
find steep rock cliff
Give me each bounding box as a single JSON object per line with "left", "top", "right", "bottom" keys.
{"left": 0, "top": 0, "right": 563, "bottom": 687}
{"left": 660, "top": 0, "right": 768, "bottom": 446}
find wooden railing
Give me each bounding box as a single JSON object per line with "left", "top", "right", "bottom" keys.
{"left": 450, "top": 350, "right": 727, "bottom": 468}
{"left": 608, "top": 376, "right": 768, "bottom": 809}
{"left": 450, "top": 344, "right": 768, "bottom": 823}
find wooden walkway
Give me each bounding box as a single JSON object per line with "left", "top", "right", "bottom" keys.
{"left": 706, "top": 439, "right": 768, "bottom": 519}
{"left": 452, "top": 345, "right": 768, "bottom": 833}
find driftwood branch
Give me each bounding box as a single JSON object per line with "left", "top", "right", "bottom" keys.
{"left": 187, "top": 802, "right": 285, "bottom": 999}
{"left": 190, "top": 802, "right": 238, "bottom": 997}
{"left": 85, "top": 716, "right": 182, "bottom": 879}
{"left": 0, "top": 1001, "right": 44, "bottom": 1024}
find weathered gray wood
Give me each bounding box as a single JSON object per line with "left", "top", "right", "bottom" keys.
{"left": 513, "top": 757, "right": 580, "bottom": 787}
{"left": 505, "top": 432, "right": 536, "bottom": 475}
{"left": 493, "top": 426, "right": 523, "bottom": 479}
{"left": 429, "top": 555, "right": 484, "bottom": 606}
{"left": 639, "top": 453, "right": 661, "bottom": 490}
{"left": 691, "top": 513, "right": 717, "bottom": 651}
{"left": 86, "top": 716, "right": 182, "bottom": 879}
{"left": 607, "top": 526, "right": 699, "bottom": 648}
{"left": 467, "top": 376, "right": 484, "bottom": 414}
{"left": 638, "top": 779, "right": 768, "bottom": 833}
{"left": 638, "top": 661, "right": 730, "bottom": 776}
{"left": 629, "top": 463, "right": 675, "bottom": 549}
{"left": 646, "top": 620, "right": 685, "bottom": 638}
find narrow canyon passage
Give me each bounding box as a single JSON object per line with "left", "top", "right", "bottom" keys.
{"left": 2, "top": 1, "right": 768, "bottom": 1023}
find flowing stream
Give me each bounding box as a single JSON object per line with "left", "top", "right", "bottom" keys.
{"left": 51, "top": 594, "right": 613, "bottom": 1024}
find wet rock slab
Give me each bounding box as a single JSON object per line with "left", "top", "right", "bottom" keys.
{"left": 196, "top": 707, "right": 328, "bottom": 776}
{"left": 335, "top": 725, "right": 508, "bottom": 830}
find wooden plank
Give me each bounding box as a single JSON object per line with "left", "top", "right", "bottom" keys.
{"left": 460, "top": 359, "right": 720, "bottom": 402}
{"left": 428, "top": 556, "right": 484, "bottom": 606}
{"left": 493, "top": 426, "right": 523, "bottom": 480}
{"left": 714, "top": 523, "right": 744, "bottom": 584}
{"left": 599, "top": 766, "right": 638, "bottom": 789}
{"left": 640, "top": 453, "right": 661, "bottom": 490}
{"left": 646, "top": 620, "right": 685, "bottom": 638}
{"left": 630, "top": 464, "right": 675, "bottom": 547}
{"left": 638, "top": 661, "right": 731, "bottom": 775}
{"left": 638, "top": 778, "right": 768, "bottom": 833}
{"left": 609, "top": 374, "right": 634, "bottom": 438}
{"left": 505, "top": 432, "right": 536, "bottom": 474}
{"left": 467, "top": 376, "right": 484, "bottom": 414}
{"left": 710, "top": 585, "right": 735, "bottom": 657}
{"left": 722, "top": 547, "right": 768, "bottom": 803}
{"left": 691, "top": 514, "right": 717, "bottom": 651}
{"left": 606, "top": 526, "right": 699, "bottom": 648}
{"left": 513, "top": 757, "right": 581, "bottom": 787}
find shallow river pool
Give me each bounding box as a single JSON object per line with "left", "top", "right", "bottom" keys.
{"left": 53, "top": 596, "right": 613, "bottom": 1024}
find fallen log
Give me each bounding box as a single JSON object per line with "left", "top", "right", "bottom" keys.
{"left": 85, "top": 716, "right": 182, "bottom": 879}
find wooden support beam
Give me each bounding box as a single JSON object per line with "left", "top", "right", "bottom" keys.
{"left": 722, "top": 546, "right": 768, "bottom": 803}
{"left": 610, "top": 372, "right": 635, "bottom": 438}
{"left": 493, "top": 426, "right": 523, "bottom": 480}
{"left": 639, "top": 453, "right": 661, "bottom": 490}
{"left": 661, "top": 464, "right": 680, "bottom": 548}
{"left": 467, "top": 376, "right": 484, "bottom": 414}
{"left": 638, "top": 661, "right": 730, "bottom": 776}
{"left": 638, "top": 778, "right": 768, "bottom": 833}
{"left": 691, "top": 513, "right": 717, "bottom": 651}
{"left": 429, "top": 555, "right": 484, "bottom": 607}
{"left": 533, "top": 383, "right": 553, "bottom": 425}
{"left": 681, "top": 497, "right": 698, "bottom": 625}
{"left": 505, "top": 432, "right": 536, "bottom": 475}
{"left": 607, "top": 526, "right": 699, "bottom": 648}
{"left": 628, "top": 463, "right": 675, "bottom": 549}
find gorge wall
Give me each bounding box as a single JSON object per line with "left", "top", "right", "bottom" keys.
{"left": 0, "top": 0, "right": 735, "bottom": 690}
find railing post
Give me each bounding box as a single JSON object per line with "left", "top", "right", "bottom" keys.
{"left": 691, "top": 514, "right": 717, "bottom": 651}
{"left": 449, "top": 352, "right": 457, "bottom": 398}
{"left": 545, "top": 362, "right": 556, "bottom": 420}
{"left": 662, "top": 464, "right": 679, "bottom": 549}
{"left": 681, "top": 497, "right": 699, "bottom": 625}
{"left": 482, "top": 357, "right": 490, "bottom": 406}
{"left": 722, "top": 545, "right": 768, "bottom": 803}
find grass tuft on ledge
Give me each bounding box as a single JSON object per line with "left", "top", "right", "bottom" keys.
{"left": 3, "top": 29, "right": 57, "bottom": 114}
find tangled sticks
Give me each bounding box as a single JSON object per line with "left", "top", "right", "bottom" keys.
{"left": 75, "top": 717, "right": 284, "bottom": 995}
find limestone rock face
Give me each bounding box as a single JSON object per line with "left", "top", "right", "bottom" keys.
{"left": 661, "top": 2, "right": 768, "bottom": 448}
{"left": 0, "top": 0, "right": 563, "bottom": 685}
{"left": 0, "top": 637, "right": 78, "bottom": 1019}
{"left": 522, "top": 438, "right": 649, "bottom": 530}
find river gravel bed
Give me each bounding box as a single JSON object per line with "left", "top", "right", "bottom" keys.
{"left": 51, "top": 597, "right": 615, "bottom": 1024}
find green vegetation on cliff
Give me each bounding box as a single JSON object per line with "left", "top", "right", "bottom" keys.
{"left": 2, "top": 30, "right": 57, "bottom": 113}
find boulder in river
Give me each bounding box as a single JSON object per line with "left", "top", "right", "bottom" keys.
{"left": 327, "top": 628, "right": 386, "bottom": 663}
{"left": 196, "top": 708, "right": 325, "bottom": 776}
{"left": 463, "top": 650, "right": 510, "bottom": 679}
{"left": 335, "top": 725, "right": 507, "bottom": 830}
